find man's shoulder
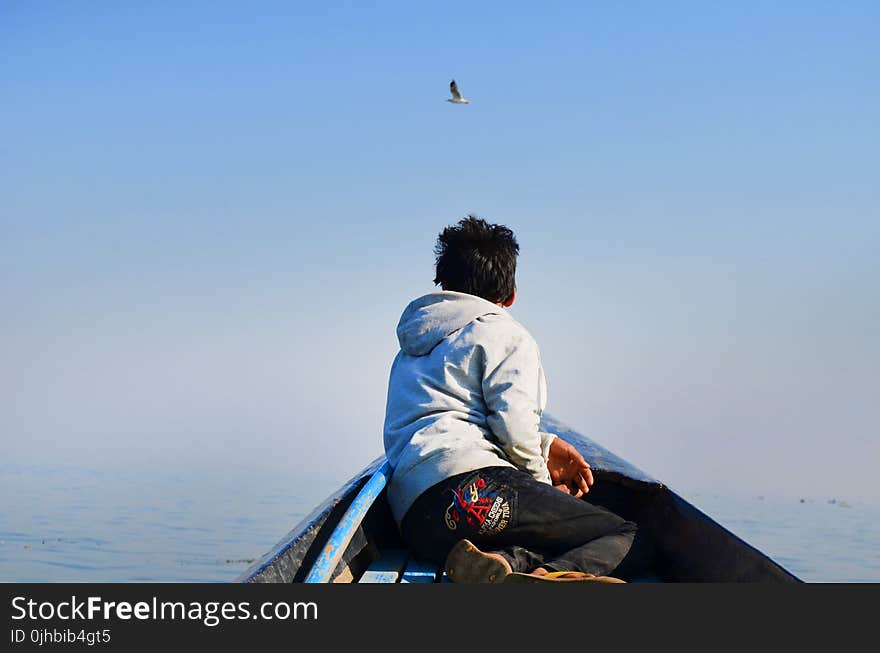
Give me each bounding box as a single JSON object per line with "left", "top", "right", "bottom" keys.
{"left": 468, "top": 312, "right": 539, "bottom": 350}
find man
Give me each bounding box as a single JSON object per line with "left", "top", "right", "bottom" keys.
{"left": 383, "top": 216, "right": 636, "bottom": 582}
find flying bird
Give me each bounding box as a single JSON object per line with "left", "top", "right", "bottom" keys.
{"left": 447, "top": 79, "right": 470, "bottom": 104}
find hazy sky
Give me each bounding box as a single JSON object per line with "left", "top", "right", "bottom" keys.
{"left": 3, "top": 2, "right": 878, "bottom": 501}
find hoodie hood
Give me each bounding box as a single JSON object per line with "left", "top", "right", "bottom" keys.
{"left": 396, "top": 291, "right": 506, "bottom": 356}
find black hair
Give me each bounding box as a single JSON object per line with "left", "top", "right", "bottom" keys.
{"left": 433, "top": 215, "right": 519, "bottom": 304}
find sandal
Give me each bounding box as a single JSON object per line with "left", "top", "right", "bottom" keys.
{"left": 504, "top": 570, "right": 626, "bottom": 583}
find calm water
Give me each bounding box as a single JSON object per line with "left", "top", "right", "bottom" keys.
{"left": 1, "top": 464, "right": 877, "bottom": 582}
{"left": 0, "top": 464, "right": 339, "bottom": 583}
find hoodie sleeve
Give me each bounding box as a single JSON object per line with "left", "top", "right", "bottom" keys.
{"left": 481, "top": 327, "right": 553, "bottom": 484}
{"left": 540, "top": 430, "right": 557, "bottom": 461}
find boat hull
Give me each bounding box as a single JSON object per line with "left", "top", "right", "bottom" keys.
{"left": 237, "top": 416, "right": 800, "bottom": 583}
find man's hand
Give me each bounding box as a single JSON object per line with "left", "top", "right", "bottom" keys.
{"left": 547, "top": 437, "right": 594, "bottom": 497}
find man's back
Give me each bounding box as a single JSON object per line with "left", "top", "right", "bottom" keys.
{"left": 383, "top": 290, "right": 551, "bottom": 525}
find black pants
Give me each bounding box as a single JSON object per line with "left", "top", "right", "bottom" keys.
{"left": 400, "top": 466, "right": 637, "bottom": 576}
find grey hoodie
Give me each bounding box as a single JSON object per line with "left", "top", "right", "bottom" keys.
{"left": 383, "top": 290, "right": 555, "bottom": 525}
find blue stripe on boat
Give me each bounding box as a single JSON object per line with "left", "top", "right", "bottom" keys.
{"left": 304, "top": 460, "right": 393, "bottom": 583}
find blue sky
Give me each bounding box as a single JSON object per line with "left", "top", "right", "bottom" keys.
{"left": 2, "top": 2, "right": 878, "bottom": 500}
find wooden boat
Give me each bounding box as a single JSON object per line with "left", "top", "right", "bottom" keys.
{"left": 236, "top": 415, "right": 801, "bottom": 583}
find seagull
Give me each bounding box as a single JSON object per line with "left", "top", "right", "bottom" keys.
{"left": 447, "top": 79, "right": 470, "bottom": 104}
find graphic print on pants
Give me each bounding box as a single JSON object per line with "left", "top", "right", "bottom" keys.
{"left": 443, "top": 476, "right": 511, "bottom": 535}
